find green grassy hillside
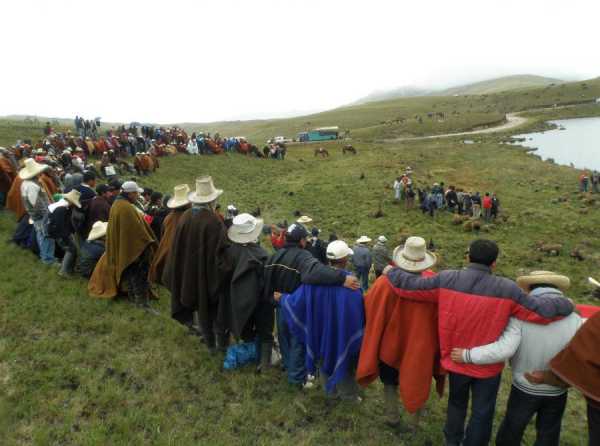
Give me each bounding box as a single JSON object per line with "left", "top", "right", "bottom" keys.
{"left": 185, "top": 77, "right": 600, "bottom": 142}
{"left": 439, "top": 74, "right": 563, "bottom": 96}
{"left": 1, "top": 117, "right": 598, "bottom": 444}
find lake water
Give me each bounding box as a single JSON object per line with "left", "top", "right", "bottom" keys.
{"left": 512, "top": 116, "right": 600, "bottom": 171}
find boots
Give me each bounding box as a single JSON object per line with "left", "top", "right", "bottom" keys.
{"left": 257, "top": 342, "right": 273, "bottom": 372}
{"left": 383, "top": 385, "right": 412, "bottom": 433}
{"left": 216, "top": 332, "right": 230, "bottom": 353}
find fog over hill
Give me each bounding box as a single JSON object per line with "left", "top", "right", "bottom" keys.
{"left": 353, "top": 74, "right": 566, "bottom": 104}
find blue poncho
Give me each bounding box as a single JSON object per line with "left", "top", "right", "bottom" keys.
{"left": 281, "top": 277, "right": 364, "bottom": 393}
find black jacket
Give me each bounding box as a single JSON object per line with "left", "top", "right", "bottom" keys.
{"left": 48, "top": 206, "right": 74, "bottom": 240}
{"left": 264, "top": 244, "right": 345, "bottom": 299}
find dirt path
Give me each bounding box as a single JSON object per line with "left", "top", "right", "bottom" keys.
{"left": 388, "top": 113, "right": 529, "bottom": 142}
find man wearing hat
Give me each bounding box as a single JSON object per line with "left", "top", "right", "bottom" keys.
{"left": 352, "top": 236, "right": 373, "bottom": 291}
{"left": 450, "top": 271, "right": 583, "bottom": 446}
{"left": 149, "top": 184, "right": 191, "bottom": 285}
{"left": 264, "top": 223, "right": 360, "bottom": 388}
{"left": 79, "top": 221, "right": 107, "bottom": 278}
{"left": 384, "top": 239, "right": 575, "bottom": 446}
{"left": 305, "top": 227, "right": 327, "bottom": 264}
{"left": 222, "top": 213, "right": 272, "bottom": 369}
{"left": 163, "top": 176, "right": 232, "bottom": 352}
{"left": 372, "top": 235, "right": 392, "bottom": 278}
{"left": 83, "top": 184, "right": 112, "bottom": 238}
{"left": 280, "top": 239, "right": 364, "bottom": 399}
{"left": 89, "top": 180, "right": 157, "bottom": 309}
{"left": 19, "top": 158, "right": 56, "bottom": 264}
{"left": 358, "top": 236, "right": 443, "bottom": 431}
{"left": 47, "top": 189, "right": 82, "bottom": 277}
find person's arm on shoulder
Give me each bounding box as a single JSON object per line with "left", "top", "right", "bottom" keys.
{"left": 511, "top": 287, "right": 574, "bottom": 323}
{"left": 385, "top": 267, "right": 440, "bottom": 303}
{"left": 299, "top": 253, "right": 345, "bottom": 286}
{"left": 452, "top": 318, "right": 522, "bottom": 365}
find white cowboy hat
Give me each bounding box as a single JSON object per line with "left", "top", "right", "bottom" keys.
{"left": 517, "top": 271, "right": 571, "bottom": 292}
{"left": 589, "top": 277, "right": 600, "bottom": 288}
{"left": 378, "top": 235, "right": 388, "bottom": 243}
{"left": 227, "top": 213, "right": 264, "bottom": 244}
{"left": 121, "top": 180, "right": 143, "bottom": 194}
{"left": 188, "top": 175, "right": 223, "bottom": 204}
{"left": 35, "top": 148, "right": 45, "bottom": 154}
{"left": 167, "top": 184, "right": 191, "bottom": 209}
{"left": 18, "top": 158, "right": 49, "bottom": 180}
{"left": 297, "top": 215, "right": 313, "bottom": 224}
{"left": 326, "top": 240, "right": 354, "bottom": 260}
{"left": 62, "top": 189, "right": 82, "bottom": 208}
{"left": 87, "top": 221, "right": 108, "bottom": 241}
{"left": 356, "top": 236, "right": 372, "bottom": 244}
{"left": 392, "top": 236, "right": 437, "bottom": 273}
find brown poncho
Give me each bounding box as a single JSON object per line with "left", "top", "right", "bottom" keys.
{"left": 162, "top": 207, "right": 231, "bottom": 326}
{"left": 148, "top": 208, "right": 186, "bottom": 285}
{"left": 0, "top": 155, "right": 16, "bottom": 195}
{"left": 88, "top": 197, "right": 157, "bottom": 299}
{"left": 550, "top": 311, "right": 600, "bottom": 404}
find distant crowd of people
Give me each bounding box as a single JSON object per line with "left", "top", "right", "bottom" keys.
{"left": 392, "top": 169, "right": 500, "bottom": 221}
{"left": 578, "top": 171, "right": 600, "bottom": 193}
{"left": 0, "top": 125, "right": 598, "bottom": 446}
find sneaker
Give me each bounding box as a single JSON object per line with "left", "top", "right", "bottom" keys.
{"left": 302, "top": 381, "right": 315, "bottom": 390}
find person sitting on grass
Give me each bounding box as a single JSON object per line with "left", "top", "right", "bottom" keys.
{"left": 79, "top": 221, "right": 107, "bottom": 278}
{"left": 450, "top": 270, "right": 583, "bottom": 446}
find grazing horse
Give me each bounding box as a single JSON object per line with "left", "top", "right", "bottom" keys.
{"left": 314, "top": 147, "right": 329, "bottom": 158}
{"left": 342, "top": 145, "right": 357, "bottom": 155}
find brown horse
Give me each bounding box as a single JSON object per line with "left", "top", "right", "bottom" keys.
{"left": 342, "top": 145, "right": 357, "bottom": 155}
{"left": 314, "top": 147, "right": 329, "bottom": 158}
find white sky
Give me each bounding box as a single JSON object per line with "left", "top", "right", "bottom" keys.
{"left": 1, "top": 0, "right": 599, "bottom": 124}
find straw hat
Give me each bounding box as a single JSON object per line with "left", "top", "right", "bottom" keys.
{"left": 392, "top": 236, "right": 437, "bottom": 273}
{"left": 378, "top": 235, "right": 388, "bottom": 243}
{"left": 326, "top": 240, "right": 354, "bottom": 260}
{"left": 589, "top": 277, "right": 600, "bottom": 288}
{"left": 18, "top": 158, "right": 49, "bottom": 180}
{"left": 356, "top": 235, "right": 372, "bottom": 244}
{"left": 87, "top": 221, "right": 108, "bottom": 241}
{"left": 62, "top": 189, "right": 82, "bottom": 208}
{"left": 297, "top": 215, "right": 313, "bottom": 224}
{"left": 516, "top": 271, "right": 571, "bottom": 292}
{"left": 188, "top": 176, "right": 223, "bottom": 204}
{"left": 167, "top": 184, "right": 191, "bottom": 209}
{"left": 227, "top": 213, "right": 264, "bottom": 244}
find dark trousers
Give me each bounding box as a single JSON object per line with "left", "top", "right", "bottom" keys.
{"left": 589, "top": 401, "right": 600, "bottom": 446}
{"left": 379, "top": 361, "right": 399, "bottom": 386}
{"left": 444, "top": 372, "right": 502, "bottom": 446}
{"left": 276, "top": 307, "right": 306, "bottom": 385}
{"left": 240, "top": 301, "right": 274, "bottom": 344}
{"left": 496, "top": 385, "right": 567, "bottom": 446}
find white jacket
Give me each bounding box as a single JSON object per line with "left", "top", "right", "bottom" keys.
{"left": 462, "top": 287, "right": 583, "bottom": 396}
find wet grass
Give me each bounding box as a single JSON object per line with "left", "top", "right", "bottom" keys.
{"left": 0, "top": 126, "right": 597, "bottom": 444}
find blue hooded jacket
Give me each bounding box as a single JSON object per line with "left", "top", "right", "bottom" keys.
{"left": 281, "top": 274, "right": 364, "bottom": 393}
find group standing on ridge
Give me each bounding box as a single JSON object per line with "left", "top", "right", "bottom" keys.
{"left": 0, "top": 122, "right": 599, "bottom": 446}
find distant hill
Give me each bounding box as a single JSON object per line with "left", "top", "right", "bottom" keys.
{"left": 353, "top": 75, "right": 565, "bottom": 104}
{"left": 439, "top": 74, "right": 564, "bottom": 96}
{"left": 352, "top": 86, "right": 433, "bottom": 104}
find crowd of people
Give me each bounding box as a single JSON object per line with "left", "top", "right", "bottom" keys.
{"left": 579, "top": 170, "right": 600, "bottom": 193}
{"left": 393, "top": 169, "right": 501, "bottom": 221}
{"left": 0, "top": 127, "right": 599, "bottom": 446}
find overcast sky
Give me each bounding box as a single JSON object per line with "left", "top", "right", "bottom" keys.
{"left": 2, "top": 0, "right": 599, "bottom": 124}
